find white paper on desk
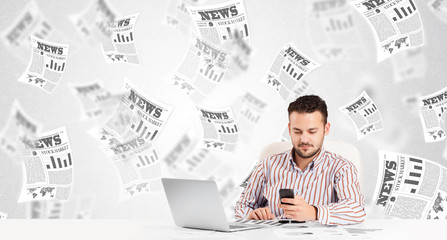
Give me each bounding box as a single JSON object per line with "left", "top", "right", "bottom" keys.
{"left": 272, "top": 222, "right": 350, "bottom": 239}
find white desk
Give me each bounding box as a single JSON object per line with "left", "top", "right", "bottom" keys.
{"left": 0, "top": 219, "right": 445, "bottom": 239}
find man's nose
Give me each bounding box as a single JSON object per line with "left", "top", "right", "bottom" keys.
{"left": 300, "top": 132, "right": 308, "bottom": 142}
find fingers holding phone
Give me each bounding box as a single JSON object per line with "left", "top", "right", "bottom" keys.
{"left": 278, "top": 189, "right": 316, "bottom": 221}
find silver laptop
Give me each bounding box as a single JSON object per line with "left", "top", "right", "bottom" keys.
{"left": 161, "top": 178, "right": 263, "bottom": 232}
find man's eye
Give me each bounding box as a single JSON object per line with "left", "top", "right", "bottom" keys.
{"left": 309, "top": 131, "right": 316, "bottom": 134}
{"left": 294, "top": 132, "right": 301, "bottom": 134}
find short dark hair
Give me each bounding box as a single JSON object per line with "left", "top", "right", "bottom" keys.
{"left": 288, "top": 95, "right": 328, "bottom": 124}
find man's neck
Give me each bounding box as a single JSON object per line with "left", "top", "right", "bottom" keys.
{"left": 293, "top": 148, "right": 322, "bottom": 171}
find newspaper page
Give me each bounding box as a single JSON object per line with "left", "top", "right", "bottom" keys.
{"left": 18, "top": 36, "right": 69, "bottom": 93}
{"left": 197, "top": 106, "right": 239, "bottom": 152}
{"left": 224, "top": 37, "right": 252, "bottom": 79}
{"left": 69, "top": 0, "right": 119, "bottom": 45}
{"left": 18, "top": 126, "right": 73, "bottom": 202}
{"left": 170, "top": 34, "right": 232, "bottom": 103}
{"left": 45, "top": 201, "right": 64, "bottom": 219}
{"left": 286, "top": 79, "right": 316, "bottom": 103}
{"left": 103, "top": 81, "right": 173, "bottom": 143}
{"left": 265, "top": 43, "right": 320, "bottom": 101}
{"left": 428, "top": 0, "right": 447, "bottom": 24}
{"left": 0, "top": 1, "right": 59, "bottom": 61}
{"left": 339, "top": 91, "right": 384, "bottom": 140}
{"left": 418, "top": 86, "right": 447, "bottom": 142}
{"left": 391, "top": 47, "right": 426, "bottom": 83}
{"left": 70, "top": 81, "right": 121, "bottom": 121}
{"left": 163, "top": 127, "right": 199, "bottom": 171}
{"left": 372, "top": 151, "right": 447, "bottom": 220}
{"left": 187, "top": 0, "right": 250, "bottom": 45}
{"left": 26, "top": 201, "right": 45, "bottom": 218}
{"left": 0, "top": 101, "right": 41, "bottom": 158}
{"left": 206, "top": 163, "right": 239, "bottom": 206}
{"left": 444, "top": 140, "right": 447, "bottom": 161}
{"left": 235, "top": 92, "right": 268, "bottom": 142}
{"left": 102, "top": 13, "right": 140, "bottom": 64}
{"left": 91, "top": 127, "right": 163, "bottom": 200}
{"left": 25, "top": 200, "right": 63, "bottom": 219}
{"left": 164, "top": 0, "right": 206, "bottom": 35}
{"left": 351, "top": 0, "right": 424, "bottom": 62}
{"left": 306, "top": 0, "right": 365, "bottom": 62}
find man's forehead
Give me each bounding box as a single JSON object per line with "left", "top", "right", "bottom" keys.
{"left": 289, "top": 111, "right": 325, "bottom": 121}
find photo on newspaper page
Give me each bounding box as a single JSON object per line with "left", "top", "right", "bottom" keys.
{"left": 0, "top": 1, "right": 59, "bottom": 62}
{"left": 351, "top": 0, "right": 424, "bottom": 62}
{"left": 69, "top": 0, "right": 119, "bottom": 45}
{"left": 418, "top": 86, "right": 447, "bottom": 142}
{"left": 0, "top": 101, "right": 42, "bottom": 159}
{"left": 18, "top": 126, "right": 73, "bottom": 202}
{"left": 18, "top": 36, "right": 69, "bottom": 93}
{"left": 306, "top": 0, "right": 365, "bottom": 62}
{"left": 197, "top": 106, "right": 239, "bottom": 152}
{"left": 187, "top": 0, "right": 250, "bottom": 45}
{"left": 170, "top": 33, "right": 232, "bottom": 103}
{"left": 339, "top": 91, "right": 383, "bottom": 140}
{"left": 103, "top": 81, "right": 173, "bottom": 143}
{"left": 373, "top": 151, "right": 447, "bottom": 220}
{"left": 264, "top": 42, "right": 320, "bottom": 101}
{"left": 102, "top": 13, "right": 140, "bottom": 64}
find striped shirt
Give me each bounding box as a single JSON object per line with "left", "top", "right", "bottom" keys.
{"left": 235, "top": 147, "right": 366, "bottom": 225}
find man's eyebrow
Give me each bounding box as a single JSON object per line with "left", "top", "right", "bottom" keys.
{"left": 292, "top": 127, "right": 318, "bottom": 131}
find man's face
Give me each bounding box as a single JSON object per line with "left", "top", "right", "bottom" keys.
{"left": 288, "top": 111, "right": 330, "bottom": 160}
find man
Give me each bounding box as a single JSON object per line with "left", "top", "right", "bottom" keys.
{"left": 235, "top": 95, "right": 366, "bottom": 225}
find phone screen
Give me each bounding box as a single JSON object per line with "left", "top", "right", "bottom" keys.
{"left": 279, "top": 189, "right": 294, "bottom": 205}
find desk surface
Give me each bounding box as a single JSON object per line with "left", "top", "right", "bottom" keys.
{"left": 0, "top": 219, "right": 444, "bottom": 240}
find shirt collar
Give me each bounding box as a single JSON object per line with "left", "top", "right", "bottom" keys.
{"left": 288, "top": 146, "right": 327, "bottom": 173}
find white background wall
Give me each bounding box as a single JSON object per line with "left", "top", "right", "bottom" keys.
{"left": 0, "top": 0, "right": 446, "bottom": 219}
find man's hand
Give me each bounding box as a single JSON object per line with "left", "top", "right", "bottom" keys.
{"left": 247, "top": 207, "right": 275, "bottom": 220}
{"left": 278, "top": 195, "right": 317, "bottom": 221}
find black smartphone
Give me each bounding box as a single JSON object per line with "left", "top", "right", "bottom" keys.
{"left": 278, "top": 189, "right": 305, "bottom": 224}
{"left": 279, "top": 189, "right": 294, "bottom": 205}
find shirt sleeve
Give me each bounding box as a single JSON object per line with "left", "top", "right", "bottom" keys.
{"left": 314, "top": 161, "right": 366, "bottom": 225}
{"left": 234, "top": 159, "right": 267, "bottom": 219}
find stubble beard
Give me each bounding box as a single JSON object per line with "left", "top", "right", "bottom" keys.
{"left": 294, "top": 145, "right": 321, "bottom": 159}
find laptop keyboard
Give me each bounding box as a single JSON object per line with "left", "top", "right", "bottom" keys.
{"left": 229, "top": 224, "right": 248, "bottom": 229}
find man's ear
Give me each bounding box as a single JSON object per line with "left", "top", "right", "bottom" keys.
{"left": 288, "top": 122, "right": 291, "bottom": 136}
{"left": 324, "top": 122, "right": 330, "bottom": 136}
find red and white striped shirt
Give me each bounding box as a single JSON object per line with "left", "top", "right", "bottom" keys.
{"left": 235, "top": 147, "right": 366, "bottom": 225}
